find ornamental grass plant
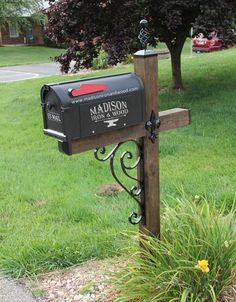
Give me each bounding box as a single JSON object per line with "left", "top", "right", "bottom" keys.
{"left": 114, "top": 198, "right": 236, "bottom": 302}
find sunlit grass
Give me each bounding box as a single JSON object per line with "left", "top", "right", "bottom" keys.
{"left": 0, "top": 44, "right": 235, "bottom": 276}
{"left": 0, "top": 46, "right": 64, "bottom": 67}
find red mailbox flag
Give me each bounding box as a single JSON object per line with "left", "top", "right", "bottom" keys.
{"left": 69, "top": 84, "right": 107, "bottom": 97}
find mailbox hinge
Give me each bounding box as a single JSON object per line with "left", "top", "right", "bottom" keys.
{"left": 94, "top": 140, "right": 145, "bottom": 225}
{"left": 145, "top": 111, "right": 161, "bottom": 143}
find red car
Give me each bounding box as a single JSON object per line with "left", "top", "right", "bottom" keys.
{"left": 193, "top": 32, "right": 223, "bottom": 52}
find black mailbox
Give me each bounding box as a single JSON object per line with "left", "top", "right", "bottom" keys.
{"left": 41, "top": 73, "right": 145, "bottom": 142}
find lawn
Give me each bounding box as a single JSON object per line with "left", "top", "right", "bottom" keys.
{"left": 0, "top": 45, "right": 235, "bottom": 277}
{"left": 0, "top": 46, "right": 64, "bottom": 67}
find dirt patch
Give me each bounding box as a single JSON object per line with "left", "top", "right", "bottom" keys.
{"left": 96, "top": 184, "right": 124, "bottom": 197}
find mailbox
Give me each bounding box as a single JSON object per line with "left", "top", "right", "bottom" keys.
{"left": 41, "top": 73, "right": 145, "bottom": 143}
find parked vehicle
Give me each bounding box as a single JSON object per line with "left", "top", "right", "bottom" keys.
{"left": 192, "top": 32, "right": 223, "bottom": 52}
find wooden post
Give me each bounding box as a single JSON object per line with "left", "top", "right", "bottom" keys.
{"left": 134, "top": 50, "right": 160, "bottom": 237}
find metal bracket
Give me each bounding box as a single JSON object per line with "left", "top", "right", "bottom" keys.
{"left": 94, "top": 140, "right": 144, "bottom": 225}
{"left": 145, "top": 111, "right": 161, "bottom": 143}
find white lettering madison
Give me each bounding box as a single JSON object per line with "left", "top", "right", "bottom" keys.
{"left": 90, "top": 100, "right": 129, "bottom": 123}
{"left": 90, "top": 100, "right": 127, "bottom": 115}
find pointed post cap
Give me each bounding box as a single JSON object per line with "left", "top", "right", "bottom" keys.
{"left": 135, "top": 18, "right": 157, "bottom": 58}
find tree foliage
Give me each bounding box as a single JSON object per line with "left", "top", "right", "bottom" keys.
{"left": 46, "top": 0, "right": 236, "bottom": 89}
{"left": 0, "top": 0, "right": 44, "bottom": 27}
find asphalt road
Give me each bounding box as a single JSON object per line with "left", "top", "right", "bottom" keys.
{"left": 0, "top": 52, "right": 169, "bottom": 83}
{"left": 0, "top": 63, "right": 61, "bottom": 83}
{"left": 0, "top": 277, "right": 40, "bottom": 302}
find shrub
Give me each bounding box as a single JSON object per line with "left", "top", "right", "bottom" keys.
{"left": 114, "top": 198, "right": 236, "bottom": 302}
{"left": 92, "top": 49, "right": 108, "bottom": 70}
{"left": 122, "top": 54, "right": 134, "bottom": 65}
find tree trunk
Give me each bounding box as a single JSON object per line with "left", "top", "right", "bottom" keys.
{"left": 169, "top": 46, "right": 184, "bottom": 90}
{"left": 165, "top": 35, "right": 187, "bottom": 90}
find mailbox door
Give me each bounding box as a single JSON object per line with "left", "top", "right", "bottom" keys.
{"left": 79, "top": 94, "right": 144, "bottom": 137}
{"left": 42, "top": 89, "right": 66, "bottom": 140}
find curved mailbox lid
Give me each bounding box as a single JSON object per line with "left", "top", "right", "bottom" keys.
{"left": 42, "top": 72, "right": 144, "bottom": 108}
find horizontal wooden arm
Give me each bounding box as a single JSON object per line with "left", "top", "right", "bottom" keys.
{"left": 58, "top": 107, "right": 191, "bottom": 155}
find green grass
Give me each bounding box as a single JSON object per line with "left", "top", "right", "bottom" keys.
{"left": 0, "top": 44, "right": 235, "bottom": 277}
{"left": 0, "top": 46, "right": 64, "bottom": 67}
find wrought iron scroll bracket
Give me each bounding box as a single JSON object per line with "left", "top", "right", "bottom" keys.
{"left": 94, "top": 140, "right": 144, "bottom": 225}
{"left": 145, "top": 111, "right": 161, "bottom": 143}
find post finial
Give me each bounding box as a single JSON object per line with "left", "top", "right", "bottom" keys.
{"left": 138, "top": 19, "right": 150, "bottom": 50}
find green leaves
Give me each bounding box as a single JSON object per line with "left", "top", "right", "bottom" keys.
{"left": 46, "top": 0, "right": 235, "bottom": 88}
{"left": 0, "top": 0, "right": 44, "bottom": 27}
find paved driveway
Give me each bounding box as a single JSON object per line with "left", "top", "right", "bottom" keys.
{"left": 0, "top": 277, "right": 41, "bottom": 302}
{"left": 0, "top": 63, "right": 61, "bottom": 83}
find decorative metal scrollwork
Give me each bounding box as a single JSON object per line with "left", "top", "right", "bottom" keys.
{"left": 138, "top": 19, "right": 150, "bottom": 50}
{"left": 94, "top": 140, "right": 144, "bottom": 225}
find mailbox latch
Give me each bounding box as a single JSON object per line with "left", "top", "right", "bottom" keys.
{"left": 145, "top": 111, "right": 161, "bottom": 143}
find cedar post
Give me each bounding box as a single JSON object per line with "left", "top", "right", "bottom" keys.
{"left": 134, "top": 50, "right": 160, "bottom": 237}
